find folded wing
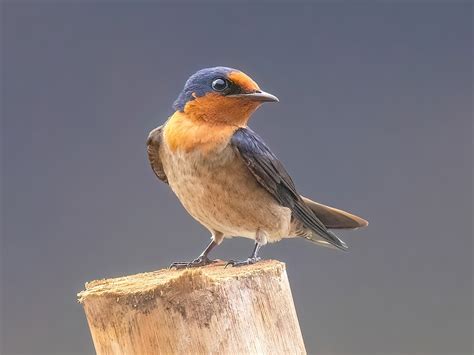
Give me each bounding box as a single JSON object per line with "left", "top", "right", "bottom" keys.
{"left": 146, "top": 125, "right": 168, "bottom": 184}
{"left": 231, "top": 127, "right": 348, "bottom": 251}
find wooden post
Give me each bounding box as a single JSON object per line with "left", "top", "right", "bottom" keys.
{"left": 78, "top": 260, "right": 306, "bottom": 354}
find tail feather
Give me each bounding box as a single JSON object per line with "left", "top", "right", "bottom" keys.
{"left": 303, "top": 230, "right": 348, "bottom": 251}
{"left": 301, "top": 196, "right": 368, "bottom": 230}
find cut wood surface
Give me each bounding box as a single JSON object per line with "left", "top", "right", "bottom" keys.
{"left": 78, "top": 260, "right": 306, "bottom": 355}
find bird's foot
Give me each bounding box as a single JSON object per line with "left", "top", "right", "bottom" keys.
{"left": 225, "top": 257, "right": 261, "bottom": 268}
{"left": 169, "top": 256, "right": 217, "bottom": 270}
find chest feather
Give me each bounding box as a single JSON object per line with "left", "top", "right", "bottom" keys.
{"left": 163, "top": 112, "right": 237, "bottom": 154}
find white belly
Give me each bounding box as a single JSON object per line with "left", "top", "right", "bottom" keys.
{"left": 161, "top": 145, "right": 291, "bottom": 241}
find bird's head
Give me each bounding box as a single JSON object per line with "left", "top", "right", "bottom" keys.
{"left": 173, "top": 67, "right": 278, "bottom": 126}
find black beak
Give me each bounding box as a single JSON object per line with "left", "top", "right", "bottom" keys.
{"left": 228, "top": 90, "right": 279, "bottom": 103}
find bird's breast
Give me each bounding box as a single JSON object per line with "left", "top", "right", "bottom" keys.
{"left": 163, "top": 111, "right": 238, "bottom": 154}
{"left": 161, "top": 140, "right": 291, "bottom": 239}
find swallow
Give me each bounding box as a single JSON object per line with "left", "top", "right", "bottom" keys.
{"left": 147, "top": 67, "right": 368, "bottom": 268}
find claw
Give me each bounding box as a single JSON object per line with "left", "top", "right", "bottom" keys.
{"left": 225, "top": 257, "right": 261, "bottom": 268}
{"left": 169, "top": 256, "right": 217, "bottom": 270}
{"left": 168, "top": 262, "right": 189, "bottom": 270}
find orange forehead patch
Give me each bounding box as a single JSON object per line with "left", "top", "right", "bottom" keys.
{"left": 228, "top": 71, "right": 260, "bottom": 92}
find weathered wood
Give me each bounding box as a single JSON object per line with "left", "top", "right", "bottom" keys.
{"left": 78, "top": 260, "right": 306, "bottom": 354}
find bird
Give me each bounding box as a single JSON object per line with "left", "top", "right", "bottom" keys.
{"left": 147, "top": 66, "right": 368, "bottom": 268}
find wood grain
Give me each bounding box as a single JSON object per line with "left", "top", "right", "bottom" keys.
{"left": 78, "top": 260, "right": 306, "bottom": 354}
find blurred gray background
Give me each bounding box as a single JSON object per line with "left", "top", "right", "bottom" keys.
{"left": 1, "top": 2, "right": 472, "bottom": 355}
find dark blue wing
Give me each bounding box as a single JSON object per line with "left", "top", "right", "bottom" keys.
{"left": 231, "top": 127, "right": 348, "bottom": 250}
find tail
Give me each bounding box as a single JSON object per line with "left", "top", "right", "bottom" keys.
{"left": 303, "top": 230, "right": 349, "bottom": 251}
{"left": 301, "top": 196, "right": 368, "bottom": 229}
{"left": 297, "top": 196, "right": 368, "bottom": 250}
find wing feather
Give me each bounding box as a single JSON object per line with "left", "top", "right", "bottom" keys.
{"left": 146, "top": 125, "right": 168, "bottom": 184}
{"left": 231, "top": 127, "right": 348, "bottom": 250}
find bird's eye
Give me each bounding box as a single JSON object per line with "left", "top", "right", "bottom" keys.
{"left": 211, "top": 78, "right": 229, "bottom": 92}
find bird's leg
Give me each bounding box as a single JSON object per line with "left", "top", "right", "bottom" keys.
{"left": 169, "top": 239, "right": 219, "bottom": 269}
{"left": 226, "top": 242, "right": 262, "bottom": 268}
